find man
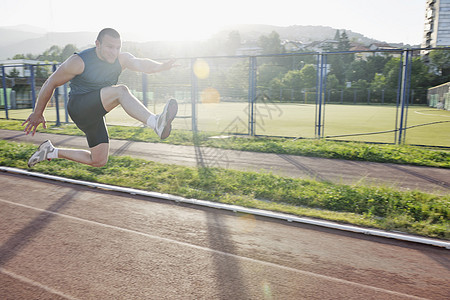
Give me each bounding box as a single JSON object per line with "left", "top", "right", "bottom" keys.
{"left": 23, "top": 28, "right": 178, "bottom": 168}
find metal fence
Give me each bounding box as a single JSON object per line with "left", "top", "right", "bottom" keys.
{"left": 1, "top": 48, "right": 449, "bottom": 147}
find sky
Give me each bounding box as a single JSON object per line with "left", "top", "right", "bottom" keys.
{"left": 1, "top": 0, "right": 426, "bottom": 45}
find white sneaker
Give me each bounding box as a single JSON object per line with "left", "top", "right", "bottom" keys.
{"left": 154, "top": 99, "right": 178, "bottom": 139}
{"left": 28, "top": 140, "right": 55, "bottom": 167}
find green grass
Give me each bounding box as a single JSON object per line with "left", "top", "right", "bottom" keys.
{"left": 1, "top": 139, "right": 448, "bottom": 239}
{"left": 4, "top": 102, "right": 450, "bottom": 146}
{"left": 1, "top": 119, "right": 449, "bottom": 168}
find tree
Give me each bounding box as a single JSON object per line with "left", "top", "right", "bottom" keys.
{"left": 383, "top": 57, "right": 401, "bottom": 87}
{"left": 12, "top": 54, "right": 26, "bottom": 59}
{"left": 410, "top": 58, "right": 432, "bottom": 90}
{"left": 225, "top": 31, "right": 241, "bottom": 56}
{"left": 258, "top": 31, "right": 284, "bottom": 55}
{"left": 327, "top": 74, "right": 340, "bottom": 90}
{"left": 38, "top": 45, "right": 62, "bottom": 62}
{"left": 338, "top": 31, "right": 351, "bottom": 51}
{"left": 428, "top": 49, "right": 450, "bottom": 84}
{"left": 258, "top": 63, "right": 289, "bottom": 88}
{"left": 11, "top": 53, "right": 36, "bottom": 60}
{"left": 7, "top": 67, "right": 20, "bottom": 77}
{"left": 300, "top": 64, "right": 317, "bottom": 88}
{"left": 347, "top": 55, "right": 390, "bottom": 83}
{"left": 328, "top": 31, "right": 354, "bottom": 84}
{"left": 61, "top": 44, "right": 78, "bottom": 61}
{"left": 270, "top": 64, "right": 317, "bottom": 101}
{"left": 370, "top": 74, "right": 387, "bottom": 90}
{"left": 334, "top": 30, "right": 340, "bottom": 42}
{"left": 347, "top": 59, "right": 369, "bottom": 82}
{"left": 35, "top": 64, "right": 51, "bottom": 78}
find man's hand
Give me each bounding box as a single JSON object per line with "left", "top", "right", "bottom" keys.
{"left": 22, "top": 112, "right": 47, "bottom": 136}
{"left": 158, "top": 58, "right": 179, "bottom": 72}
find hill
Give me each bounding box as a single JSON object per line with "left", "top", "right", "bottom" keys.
{"left": 214, "top": 24, "right": 379, "bottom": 45}
{"left": 0, "top": 24, "right": 384, "bottom": 60}
{"left": 0, "top": 26, "right": 97, "bottom": 59}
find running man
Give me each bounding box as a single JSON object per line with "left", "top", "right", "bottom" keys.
{"left": 23, "top": 28, "right": 178, "bottom": 168}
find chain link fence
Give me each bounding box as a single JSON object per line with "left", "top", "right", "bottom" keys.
{"left": 1, "top": 48, "right": 449, "bottom": 147}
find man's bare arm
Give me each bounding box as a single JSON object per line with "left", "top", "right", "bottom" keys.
{"left": 119, "top": 52, "right": 177, "bottom": 74}
{"left": 22, "top": 54, "right": 84, "bottom": 136}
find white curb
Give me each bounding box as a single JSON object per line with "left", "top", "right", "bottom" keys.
{"left": 1, "top": 166, "right": 449, "bottom": 249}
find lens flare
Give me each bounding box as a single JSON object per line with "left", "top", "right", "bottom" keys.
{"left": 193, "top": 59, "right": 210, "bottom": 79}
{"left": 200, "top": 87, "right": 220, "bottom": 104}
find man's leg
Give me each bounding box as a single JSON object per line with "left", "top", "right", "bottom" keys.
{"left": 57, "top": 143, "right": 109, "bottom": 167}
{"left": 101, "top": 84, "right": 152, "bottom": 123}
{"left": 28, "top": 89, "right": 114, "bottom": 168}
{"left": 100, "top": 84, "right": 178, "bottom": 139}
{"left": 27, "top": 141, "right": 109, "bottom": 168}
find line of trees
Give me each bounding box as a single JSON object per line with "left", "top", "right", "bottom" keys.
{"left": 6, "top": 31, "right": 450, "bottom": 105}
{"left": 7, "top": 44, "right": 79, "bottom": 78}
{"left": 253, "top": 31, "right": 450, "bottom": 104}
{"left": 10, "top": 44, "right": 78, "bottom": 63}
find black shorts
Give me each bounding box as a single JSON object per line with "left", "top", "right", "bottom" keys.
{"left": 68, "top": 89, "right": 109, "bottom": 148}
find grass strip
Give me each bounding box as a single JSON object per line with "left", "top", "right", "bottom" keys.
{"left": 1, "top": 139, "right": 448, "bottom": 240}
{"left": 1, "top": 119, "right": 449, "bottom": 168}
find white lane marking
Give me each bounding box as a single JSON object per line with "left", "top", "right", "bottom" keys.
{"left": 0, "top": 267, "right": 79, "bottom": 300}
{"left": 1, "top": 166, "right": 448, "bottom": 249}
{"left": 414, "top": 110, "right": 450, "bottom": 118}
{"left": 0, "top": 198, "right": 428, "bottom": 300}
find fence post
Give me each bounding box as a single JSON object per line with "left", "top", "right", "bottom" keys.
{"left": 64, "top": 83, "right": 69, "bottom": 123}
{"left": 29, "top": 65, "right": 36, "bottom": 109}
{"left": 315, "top": 53, "right": 326, "bottom": 138}
{"left": 322, "top": 55, "right": 327, "bottom": 136}
{"left": 248, "top": 56, "right": 257, "bottom": 136}
{"left": 397, "top": 50, "right": 412, "bottom": 145}
{"left": 1, "top": 66, "right": 8, "bottom": 119}
{"left": 403, "top": 50, "right": 413, "bottom": 144}
{"left": 394, "top": 52, "right": 404, "bottom": 144}
{"left": 190, "top": 58, "right": 198, "bottom": 133}
{"left": 52, "top": 64, "right": 61, "bottom": 126}
{"left": 142, "top": 73, "right": 148, "bottom": 108}
{"left": 315, "top": 55, "right": 320, "bottom": 137}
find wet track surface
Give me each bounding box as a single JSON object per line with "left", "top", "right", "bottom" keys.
{"left": 0, "top": 172, "right": 449, "bottom": 299}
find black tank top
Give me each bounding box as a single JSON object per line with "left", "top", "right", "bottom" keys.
{"left": 69, "top": 47, "right": 122, "bottom": 96}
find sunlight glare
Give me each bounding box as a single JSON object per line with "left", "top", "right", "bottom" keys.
{"left": 200, "top": 87, "right": 220, "bottom": 104}
{"left": 194, "top": 59, "right": 210, "bottom": 79}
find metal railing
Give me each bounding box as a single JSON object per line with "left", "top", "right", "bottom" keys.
{"left": 1, "top": 47, "right": 449, "bottom": 147}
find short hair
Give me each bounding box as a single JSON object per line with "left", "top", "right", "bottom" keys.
{"left": 97, "top": 28, "right": 120, "bottom": 43}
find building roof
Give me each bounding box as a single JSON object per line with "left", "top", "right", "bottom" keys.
{"left": 0, "top": 59, "right": 48, "bottom": 66}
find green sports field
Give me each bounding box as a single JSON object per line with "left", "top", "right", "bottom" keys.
{"left": 3, "top": 102, "right": 450, "bottom": 147}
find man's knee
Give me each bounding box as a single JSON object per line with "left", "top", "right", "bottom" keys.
{"left": 90, "top": 156, "right": 108, "bottom": 167}
{"left": 113, "top": 84, "right": 131, "bottom": 98}
{"left": 101, "top": 84, "right": 131, "bottom": 112}
{"left": 90, "top": 143, "right": 109, "bottom": 167}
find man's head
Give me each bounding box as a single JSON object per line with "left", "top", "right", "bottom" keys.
{"left": 95, "top": 28, "right": 121, "bottom": 64}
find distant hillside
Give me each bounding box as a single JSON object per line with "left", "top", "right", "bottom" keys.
{"left": 0, "top": 29, "right": 97, "bottom": 59}
{"left": 0, "top": 24, "right": 385, "bottom": 60}
{"left": 0, "top": 28, "right": 44, "bottom": 49}
{"left": 214, "top": 24, "right": 380, "bottom": 45}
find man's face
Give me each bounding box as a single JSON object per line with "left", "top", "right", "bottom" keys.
{"left": 96, "top": 34, "right": 121, "bottom": 64}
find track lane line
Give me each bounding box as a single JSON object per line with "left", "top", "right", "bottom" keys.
{"left": 0, "top": 267, "right": 79, "bottom": 300}
{"left": 0, "top": 198, "right": 428, "bottom": 299}
{"left": 1, "top": 167, "right": 448, "bottom": 249}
